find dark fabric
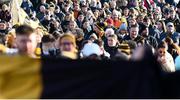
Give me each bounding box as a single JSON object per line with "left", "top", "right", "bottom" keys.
{"left": 41, "top": 58, "right": 163, "bottom": 98}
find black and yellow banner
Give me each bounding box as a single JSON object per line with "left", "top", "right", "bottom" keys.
{"left": 0, "top": 55, "right": 180, "bottom": 99}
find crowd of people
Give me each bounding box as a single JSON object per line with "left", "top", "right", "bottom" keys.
{"left": 0, "top": 0, "right": 180, "bottom": 73}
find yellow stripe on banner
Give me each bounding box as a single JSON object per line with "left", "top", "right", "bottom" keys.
{"left": 0, "top": 55, "right": 42, "bottom": 99}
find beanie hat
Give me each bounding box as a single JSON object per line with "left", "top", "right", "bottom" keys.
{"left": 118, "top": 43, "right": 131, "bottom": 55}
{"left": 81, "top": 43, "right": 101, "bottom": 57}
{"left": 106, "top": 18, "right": 114, "bottom": 25}
{"left": 95, "top": 22, "right": 107, "bottom": 31}
{"left": 119, "top": 23, "right": 127, "bottom": 31}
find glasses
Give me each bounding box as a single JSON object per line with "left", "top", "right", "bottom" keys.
{"left": 61, "top": 42, "right": 73, "bottom": 46}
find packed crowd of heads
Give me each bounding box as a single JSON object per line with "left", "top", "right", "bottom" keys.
{"left": 0, "top": 0, "right": 180, "bottom": 72}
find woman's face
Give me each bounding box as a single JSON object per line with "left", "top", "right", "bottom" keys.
{"left": 60, "top": 39, "right": 75, "bottom": 52}
{"left": 156, "top": 22, "right": 162, "bottom": 30}
{"left": 83, "top": 22, "right": 89, "bottom": 29}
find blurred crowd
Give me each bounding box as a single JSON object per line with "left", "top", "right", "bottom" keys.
{"left": 0, "top": 0, "right": 180, "bottom": 73}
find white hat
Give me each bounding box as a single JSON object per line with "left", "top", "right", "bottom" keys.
{"left": 81, "top": 43, "right": 101, "bottom": 57}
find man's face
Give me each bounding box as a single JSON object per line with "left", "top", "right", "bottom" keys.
{"left": 141, "top": 28, "right": 149, "bottom": 37}
{"left": 82, "top": 7, "right": 87, "bottom": 13}
{"left": 78, "top": 15, "right": 84, "bottom": 22}
{"left": 16, "top": 33, "right": 37, "bottom": 55}
{"left": 167, "top": 24, "right": 175, "bottom": 33}
{"left": 107, "top": 37, "right": 117, "bottom": 47}
{"left": 164, "top": 13, "right": 170, "bottom": 19}
{"left": 130, "top": 27, "right": 139, "bottom": 39}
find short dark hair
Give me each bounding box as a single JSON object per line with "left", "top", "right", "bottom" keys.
{"left": 158, "top": 41, "right": 167, "bottom": 49}
{"left": 42, "top": 34, "right": 55, "bottom": 43}
{"left": 16, "top": 25, "right": 35, "bottom": 35}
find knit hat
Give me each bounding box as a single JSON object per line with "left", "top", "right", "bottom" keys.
{"left": 119, "top": 23, "right": 127, "bottom": 31}
{"left": 95, "top": 22, "right": 107, "bottom": 31}
{"left": 81, "top": 43, "right": 101, "bottom": 57}
{"left": 106, "top": 18, "right": 114, "bottom": 25}
{"left": 118, "top": 43, "right": 131, "bottom": 55}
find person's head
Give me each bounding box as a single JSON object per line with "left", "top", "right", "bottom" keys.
{"left": 78, "top": 13, "right": 85, "bottom": 22}
{"left": 81, "top": 4, "right": 88, "bottom": 13}
{"left": 112, "top": 10, "right": 121, "bottom": 20}
{"left": 74, "top": 3, "right": 80, "bottom": 10}
{"left": 68, "top": 20, "right": 77, "bottom": 30}
{"left": 0, "top": 21, "right": 7, "bottom": 30}
{"left": 129, "top": 24, "right": 139, "bottom": 39}
{"left": 156, "top": 20, "right": 167, "bottom": 32}
{"left": 157, "top": 41, "right": 168, "bottom": 57}
{"left": 107, "top": 34, "right": 118, "bottom": 47}
{"left": 81, "top": 42, "right": 101, "bottom": 59}
{"left": 83, "top": 20, "right": 90, "bottom": 29}
{"left": 143, "top": 16, "right": 151, "bottom": 27}
{"left": 2, "top": 4, "right": 8, "bottom": 11}
{"left": 169, "top": 8, "right": 176, "bottom": 19}
{"left": 41, "top": 0, "right": 46, "bottom": 3}
{"left": 164, "top": 8, "right": 170, "bottom": 19}
{"left": 131, "top": 44, "right": 154, "bottom": 61}
{"left": 110, "top": 1, "right": 116, "bottom": 9}
{"left": 59, "top": 33, "right": 77, "bottom": 52}
{"left": 55, "top": 6, "right": 60, "bottom": 13}
{"left": 106, "top": 18, "right": 114, "bottom": 27}
{"left": 105, "top": 28, "right": 114, "bottom": 37}
{"left": 137, "top": 14, "right": 144, "bottom": 23}
{"left": 141, "top": 25, "right": 149, "bottom": 37}
{"left": 41, "top": 34, "right": 55, "bottom": 53}
{"left": 177, "top": 5, "right": 180, "bottom": 14}
{"left": 15, "top": 25, "right": 38, "bottom": 56}
{"left": 123, "top": 8, "right": 129, "bottom": 16}
{"left": 166, "top": 22, "right": 175, "bottom": 33}
{"left": 128, "top": 15, "right": 137, "bottom": 26}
